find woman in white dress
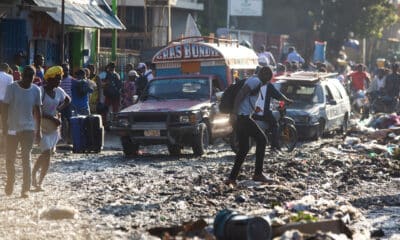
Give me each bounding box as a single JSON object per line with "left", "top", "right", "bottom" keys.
{"left": 32, "top": 66, "right": 70, "bottom": 190}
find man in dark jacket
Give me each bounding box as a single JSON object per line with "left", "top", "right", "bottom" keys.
{"left": 226, "top": 66, "right": 292, "bottom": 185}
{"left": 252, "top": 79, "right": 292, "bottom": 151}
{"left": 383, "top": 62, "right": 400, "bottom": 111}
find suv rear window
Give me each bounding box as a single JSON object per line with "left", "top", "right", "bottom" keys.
{"left": 275, "top": 82, "right": 324, "bottom": 104}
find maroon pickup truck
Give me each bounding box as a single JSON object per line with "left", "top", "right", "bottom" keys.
{"left": 110, "top": 75, "right": 232, "bottom": 156}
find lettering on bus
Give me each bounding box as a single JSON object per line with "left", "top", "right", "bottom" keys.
{"left": 154, "top": 43, "right": 223, "bottom": 62}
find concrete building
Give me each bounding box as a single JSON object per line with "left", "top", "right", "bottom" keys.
{"left": 102, "top": 0, "right": 204, "bottom": 60}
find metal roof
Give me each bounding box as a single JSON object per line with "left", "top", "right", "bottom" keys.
{"left": 32, "top": 0, "right": 125, "bottom": 30}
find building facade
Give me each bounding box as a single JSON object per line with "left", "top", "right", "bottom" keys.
{"left": 0, "top": 0, "right": 125, "bottom": 72}
{"left": 102, "top": 0, "right": 204, "bottom": 61}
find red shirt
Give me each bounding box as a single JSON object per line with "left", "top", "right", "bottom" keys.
{"left": 349, "top": 71, "right": 369, "bottom": 91}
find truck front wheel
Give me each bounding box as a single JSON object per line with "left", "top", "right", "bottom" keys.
{"left": 192, "top": 123, "right": 209, "bottom": 156}
{"left": 120, "top": 136, "right": 139, "bottom": 157}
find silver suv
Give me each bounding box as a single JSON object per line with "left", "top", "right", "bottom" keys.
{"left": 274, "top": 72, "right": 351, "bottom": 139}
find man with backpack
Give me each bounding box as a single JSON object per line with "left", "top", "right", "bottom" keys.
{"left": 226, "top": 66, "right": 287, "bottom": 185}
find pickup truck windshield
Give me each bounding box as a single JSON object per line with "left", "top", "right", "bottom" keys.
{"left": 143, "top": 78, "right": 210, "bottom": 100}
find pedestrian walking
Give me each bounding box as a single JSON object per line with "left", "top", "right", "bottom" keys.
{"left": 59, "top": 63, "right": 73, "bottom": 143}
{"left": 0, "top": 63, "right": 13, "bottom": 150}
{"left": 226, "top": 66, "right": 275, "bottom": 185}
{"left": 32, "top": 66, "right": 70, "bottom": 191}
{"left": 0, "top": 63, "right": 13, "bottom": 97}
{"left": 2, "top": 65, "right": 42, "bottom": 198}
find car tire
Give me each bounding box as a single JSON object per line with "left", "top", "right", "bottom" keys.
{"left": 192, "top": 123, "right": 209, "bottom": 156}
{"left": 120, "top": 136, "right": 139, "bottom": 156}
{"left": 168, "top": 144, "right": 182, "bottom": 156}
{"left": 313, "top": 118, "right": 325, "bottom": 140}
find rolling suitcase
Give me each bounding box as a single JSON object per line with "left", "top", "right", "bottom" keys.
{"left": 85, "top": 114, "right": 104, "bottom": 153}
{"left": 70, "top": 115, "right": 87, "bottom": 153}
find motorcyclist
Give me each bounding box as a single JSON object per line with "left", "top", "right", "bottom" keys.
{"left": 367, "top": 68, "right": 386, "bottom": 102}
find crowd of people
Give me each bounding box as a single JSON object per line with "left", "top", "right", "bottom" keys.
{"left": 2, "top": 45, "right": 400, "bottom": 195}
{"left": 0, "top": 53, "right": 154, "bottom": 198}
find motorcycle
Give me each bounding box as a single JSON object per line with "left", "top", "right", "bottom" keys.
{"left": 266, "top": 100, "right": 298, "bottom": 152}
{"left": 351, "top": 90, "right": 369, "bottom": 119}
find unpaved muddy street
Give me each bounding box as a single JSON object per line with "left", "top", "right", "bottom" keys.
{"left": 0, "top": 134, "right": 399, "bottom": 240}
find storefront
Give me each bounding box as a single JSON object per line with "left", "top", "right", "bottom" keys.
{"left": 0, "top": 0, "right": 125, "bottom": 71}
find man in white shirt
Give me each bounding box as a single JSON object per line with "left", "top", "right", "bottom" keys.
{"left": 258, "top": 45, "right": 276, "bottom": 67}
{"left": 3, "top": 65, "right": 41, "bottom": 198}
{"left": 0, "top": 63, "right": 13, "bottom": 142}
{"left": 0, "top": 63, "right": 14, "bottom": 102}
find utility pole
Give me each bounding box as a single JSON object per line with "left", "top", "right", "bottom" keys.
{"left": 61, "top": 0, "right": 65, "bottom": 64}
{"left": 111, "top": 0, "right": 117, "bottom": 61}
{"left": 226, "top": 0, "right": 230, "bottom": 30}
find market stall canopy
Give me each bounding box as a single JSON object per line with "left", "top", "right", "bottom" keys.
{"left": 32, "top": 0, "right": 125, "bottom": 30}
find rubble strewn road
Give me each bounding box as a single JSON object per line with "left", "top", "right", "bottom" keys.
{"left": 0, "top": 132, "right": 399, "bottom": 239}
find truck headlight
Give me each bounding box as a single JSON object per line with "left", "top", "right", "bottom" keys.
{"left": 118, "top": 117, "right": 130, "bottom": 127}
{"left": 179, "top": 115, "right": 190, "bottom": 123}
{"left": 309, "top": 115, "right": 319, "bottom": 124}
{"left": 179, "top": 113, "right": 198, "bottom": 124}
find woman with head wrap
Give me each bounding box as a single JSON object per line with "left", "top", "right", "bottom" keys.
{"left": 32, "top": 66, "right": 70, "bottom": 191}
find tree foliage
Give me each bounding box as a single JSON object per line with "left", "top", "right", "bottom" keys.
{"left": 199, "top": 0, "right": 398, "bottom": 60}
{"left": 316, "top": 0, "right": 398, "bottom": 58}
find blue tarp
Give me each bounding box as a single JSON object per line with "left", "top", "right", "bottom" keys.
{"left": 32, "top": 0, "right": 125, "bottom": 30}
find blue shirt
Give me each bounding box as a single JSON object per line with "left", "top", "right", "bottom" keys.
{"left": 71, "top": 79, "right": 93, "bottom": 110}
{"left": 287, "top": 51, "right": 305, "bottom": 63}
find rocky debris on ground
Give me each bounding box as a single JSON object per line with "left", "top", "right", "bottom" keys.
{"left": 0, "top": 117, "right": 399, "bottom": 239}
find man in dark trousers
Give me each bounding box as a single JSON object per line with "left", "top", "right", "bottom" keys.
{"left": 2, "top": 65, "right": 42, "bottom": 198}
{"left": 226, "top": 66, "right": 290, "bottom": 185}
{"left": 384, "top": 62, "right": 400, "bottom": 111}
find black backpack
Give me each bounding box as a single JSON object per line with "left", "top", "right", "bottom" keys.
{"left": 219, "top": 79, "right": 246, "bottom": 114}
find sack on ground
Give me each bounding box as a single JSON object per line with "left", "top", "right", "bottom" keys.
{"left": 219, "top": 79, "right": 246, "bottom": 114}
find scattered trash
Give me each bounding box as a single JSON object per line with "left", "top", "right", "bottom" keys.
{"left": 40, "top": 206, "right": 78, "bottom": 220}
